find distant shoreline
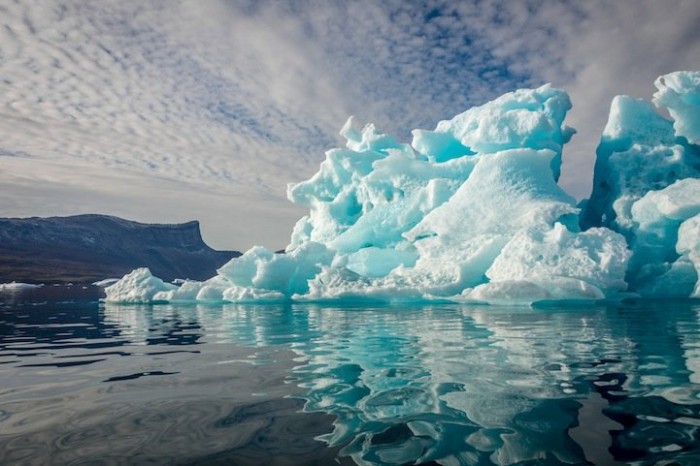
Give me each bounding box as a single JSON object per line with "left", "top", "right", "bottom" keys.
{"left": 0, "top": 214, "right": 240, "bottom": 284}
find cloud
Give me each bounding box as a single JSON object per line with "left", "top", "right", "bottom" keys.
{"left": 0, "top": 0, "right": 698, "bottom": 249}
{"left": 550, "top": 1, "right": 700, "bottom": 197}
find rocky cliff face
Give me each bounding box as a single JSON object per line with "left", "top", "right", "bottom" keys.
{"left": 0, "top": 215, "right": 241, "bottom": 283}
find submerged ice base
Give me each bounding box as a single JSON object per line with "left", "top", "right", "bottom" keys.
{"left": 105, "top": 71, "right": 700, "bottom": 305}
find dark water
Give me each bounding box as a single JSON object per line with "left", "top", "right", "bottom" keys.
{"left": 2, "top": 286, "right": 700, "bottom": 465}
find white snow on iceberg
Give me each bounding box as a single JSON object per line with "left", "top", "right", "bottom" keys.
{"left": 106, "top": 71, "right": 700, "bottom": 305}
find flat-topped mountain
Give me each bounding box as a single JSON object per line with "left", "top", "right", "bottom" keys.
{"left": 0, "top": 214, "right": 241, "bottom": 284}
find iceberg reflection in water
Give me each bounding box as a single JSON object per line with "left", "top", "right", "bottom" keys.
{"left": 2, "top": 293, "right": 700, "bottom": 465}
{"left": 103, "top": 301, "right": 700, "bottom": 465}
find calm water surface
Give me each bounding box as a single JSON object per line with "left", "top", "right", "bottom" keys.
{"left": 1, "top": 286, "right": 700, "bottom": 465}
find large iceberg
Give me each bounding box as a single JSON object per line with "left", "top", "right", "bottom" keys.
{"left": 582, "top": 71, "right": 700, "bottom": 297}
{"left": 106, "top": 71, "right": 700, "bottom": 305}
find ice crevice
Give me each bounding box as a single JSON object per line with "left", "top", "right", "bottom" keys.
{"left": 105, "top": 71, "right": 700, "bottom": 305}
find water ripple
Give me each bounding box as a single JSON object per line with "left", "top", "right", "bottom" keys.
{"left": 3, "top": 298, "right": 700, "bottom": 464}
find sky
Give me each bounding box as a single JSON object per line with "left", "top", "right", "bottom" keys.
{"left": 1, "top": 0, "right": 699, "bottom": 251}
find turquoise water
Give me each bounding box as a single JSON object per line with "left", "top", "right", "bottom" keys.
{"left": 1, "top": 287, "right": 700, "bottom": 465}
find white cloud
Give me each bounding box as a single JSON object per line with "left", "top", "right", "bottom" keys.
{"left": 551, "top": 0, "right": 700, "bottom": 198}
{"left": 0, "top": 0, "right": 698, "bottom": 249}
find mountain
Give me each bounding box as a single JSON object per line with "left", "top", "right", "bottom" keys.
{"left": 0, "top": 214, "right": 241, "bottom": 283}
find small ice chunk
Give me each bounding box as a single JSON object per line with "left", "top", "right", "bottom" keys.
{"left": 92, "top": 278, "right": 120, "bottom": 286}
{"left": 104, "top": 268, "right": 176, "bottom": 303}
{"left": 0, "top": 282, "right": 44, "bottom": 291}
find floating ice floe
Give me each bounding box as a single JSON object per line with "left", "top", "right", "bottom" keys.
{"left": 92, "top": 278, "right": 121, "bottom": 287}
{"left": 106, "top": 71, "right": 700, "bottom": 305}
{"left": 0, "top": 282, "right": 44, "bottom": 291}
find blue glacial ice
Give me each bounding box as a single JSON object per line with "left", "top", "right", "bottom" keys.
{"left": 105, "top": 71, "right": 700, "bottom": 304}
{"left": 582, "top": 71, "right": 700, "bottom": 297}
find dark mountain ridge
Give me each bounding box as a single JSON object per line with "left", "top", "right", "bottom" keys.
{"left": 0, "top": 214, "right": 241, "bottom": 283}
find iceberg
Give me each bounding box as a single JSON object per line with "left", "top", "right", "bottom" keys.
{"left": 104, "top": 268, "right": 176, "bottom": 303}
{"left": 582, "top": 70, "right": 700, "bottom": 297}
{"left": 105, "top": 71, "right": 700, "bottom": 305}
